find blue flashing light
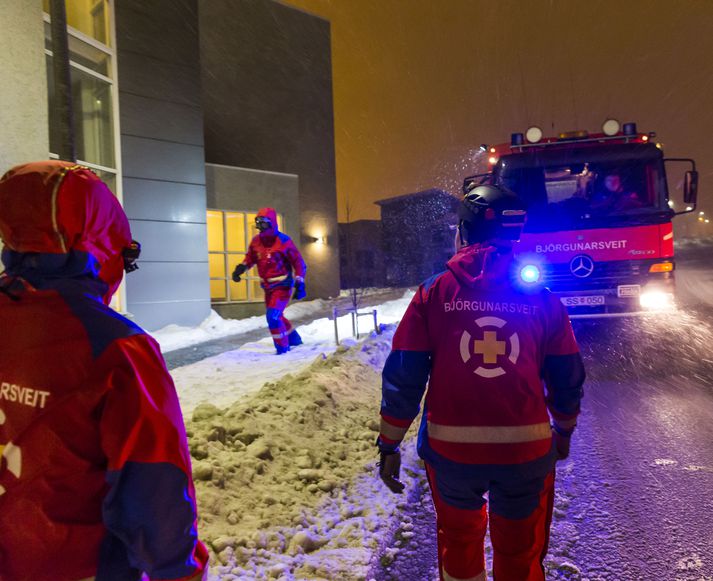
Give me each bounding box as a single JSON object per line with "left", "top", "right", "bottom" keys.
{"left": 520, "top": 264, "right": 541, "bottom": 284}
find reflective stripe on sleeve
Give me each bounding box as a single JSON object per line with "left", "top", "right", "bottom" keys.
{"left": 380, "top": 417, "right": 409, "bottom": 441}
{"left": 553, "top": 416, "right": 578, "bottom": 429}
{"left": 427, "top": 421, "right": 552, "bottom": 444}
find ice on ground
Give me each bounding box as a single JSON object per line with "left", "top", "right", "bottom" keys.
{"left": 171, "top": 292, "right": 413, "bottom": 416}
{"left": 185, "top": 328, "right": 423, "bottom": 580}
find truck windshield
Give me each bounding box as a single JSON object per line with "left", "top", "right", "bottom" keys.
{"left": 496, "top": 146, "right": 670, "bottom": 232}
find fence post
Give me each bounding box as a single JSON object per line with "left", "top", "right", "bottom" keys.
{"left": 333, "top": 306, "right": 340, "bottom": 345}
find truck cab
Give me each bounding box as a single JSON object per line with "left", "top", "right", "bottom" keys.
{"left": 465, "top": 121, "right": 699, "bottom": 317}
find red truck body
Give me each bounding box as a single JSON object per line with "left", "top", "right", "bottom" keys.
{"left": 466, "top": 124, "right": 698, "bottom": 317}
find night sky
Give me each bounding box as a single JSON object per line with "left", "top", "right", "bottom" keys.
{"left": 284, "top": 0, "right": 713, "bottom": 230}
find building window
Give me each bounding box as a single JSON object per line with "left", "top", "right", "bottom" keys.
{"left": 43, "top": 0, "right": 119, "bottom": 192}
{"left": 207, "top": 209, "right": 283, "bottom": 304}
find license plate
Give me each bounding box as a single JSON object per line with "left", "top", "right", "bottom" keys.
{"left": 561, "top": 295, "right": 605, "bottom": 307}
{"left": 617, "top": 285, "right": 641, "bottom": 298}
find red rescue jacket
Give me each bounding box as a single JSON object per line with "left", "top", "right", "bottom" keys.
{"left": 0, "top": 162, "right": 207, "bottom": 581}
{"left": 242, "top": 208, "right": 306, "bottom": 290}
{"left": 379, "top": 244, "right": 585, "bottom": 466}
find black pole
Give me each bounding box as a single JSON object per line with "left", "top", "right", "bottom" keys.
{"left": 49, "top": 0, "right": 76, "bottom": 162}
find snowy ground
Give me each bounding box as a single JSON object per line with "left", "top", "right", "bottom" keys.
{"left": 184, "top": 325, "right": 428, "bottom": 580}
{"left": 168, "top": 292, "right": 413, "bottom": 417}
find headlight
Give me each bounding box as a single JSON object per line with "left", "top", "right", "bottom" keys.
{"left": 520, "top": 264, "right": 541, "bottom": 284}
{"left": 639, "top": 290, "right": 675, "bottom": 310}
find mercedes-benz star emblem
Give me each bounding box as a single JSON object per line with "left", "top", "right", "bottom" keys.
{"left": 570, "top": 254, "right": 595, "bottom": 278}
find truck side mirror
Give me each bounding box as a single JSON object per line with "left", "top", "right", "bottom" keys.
{"left": 665, "top": 157, "right": 698, "bottom": 214}
{"left": 684, "top": 170, "right": 698, "bottom": 205}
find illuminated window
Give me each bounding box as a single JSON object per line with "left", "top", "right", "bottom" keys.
{"left": 207, "top": 210, "right": 284, "bottom": 303}
{"left": 43, "top": 1, "right": 119, "bottom": 188}
{"left": 43, "top": 0, "right": 110, "bottom": 45}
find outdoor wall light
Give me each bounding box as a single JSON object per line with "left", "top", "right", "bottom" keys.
{"left": 312, "top": 235, "right": 326, "bottom": 245}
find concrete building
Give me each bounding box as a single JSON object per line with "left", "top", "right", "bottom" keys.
{"left": 200, "top": 0, "right": 340, "bottom": 317}
{"left": 338, "top": 220, "right": 385, "bottom": 289}
{"left": 0, "top": 0, "right": 338, "bottom": 330}
{"left": 376, "top": 189, "right": 459, "bottom": 287}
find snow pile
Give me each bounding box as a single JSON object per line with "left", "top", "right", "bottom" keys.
{"left": 171, "top": 292, "right": 414, "bottom": 416}
{"left": 186, "top": 328, "right": 423, "bottom": 580}
{"left": 153, "top": 299, "right": 331, "bottom": 353}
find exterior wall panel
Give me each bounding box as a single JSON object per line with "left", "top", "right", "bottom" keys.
{"left": 116, "top": 0, "right": 210, "bottom": 331}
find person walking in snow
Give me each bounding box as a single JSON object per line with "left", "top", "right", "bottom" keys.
{"left": 232, "top": 208, "right": 307, "bottom": 354}
{"left": 375, "top": 183, "right": 585, "bottom": 581}
{"left": 0, "top": 161, "right": 208, "bottom": 581}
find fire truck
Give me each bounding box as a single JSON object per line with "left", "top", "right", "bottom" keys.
{"left": 464, "top": 120, "right": 699, "bottom": 317}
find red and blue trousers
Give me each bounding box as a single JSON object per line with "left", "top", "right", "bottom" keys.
{"left": 425, "top": 448, "right": 556, "bottom": 581}
{"left": 265, "top": 286, "right": 298, "bottom": 351}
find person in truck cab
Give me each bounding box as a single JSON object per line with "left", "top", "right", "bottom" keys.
{"left": 592, "top": 172, "right": 643, "bottom": 212}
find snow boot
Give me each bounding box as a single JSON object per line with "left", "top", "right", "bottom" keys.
{"left": 275, "top": 344, "right": 290, "bottom": 355}
{"left": 288, "top": 330, "right": 303, "bottom": 347}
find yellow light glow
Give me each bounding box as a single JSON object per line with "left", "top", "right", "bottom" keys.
{"left": 488, "top": 156, "right": 498, "bottom": 164}
{"left": 489, "top": 147, "right": 496, "bottom": 153}
{"left": 649, "top": 263, "right": 673, "bottom": 273}
{"left": 642, "top": 135, "right": 649, "bottom": 141}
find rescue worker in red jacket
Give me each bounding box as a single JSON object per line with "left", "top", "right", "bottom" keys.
{"left": 231, "top": 208, "right": 307, "bottom": 354}
{"left": 376, "top": 184, "right": 585, "bottom": 581}
{"left": 0, "top": 161, "right": 208, "bottom": 581}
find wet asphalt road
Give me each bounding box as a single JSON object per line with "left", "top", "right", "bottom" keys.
{"left": 375, "top": 246, "right": 713, "bottom": 580}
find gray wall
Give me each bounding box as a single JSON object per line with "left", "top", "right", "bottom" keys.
{"left": 115, "top": 0, "right": 210, "bottom": 330}
{"left": 206, "top": 163, "right": 300, "bottom": 319}
{"left": 0, "top": 0, "right": 48, "bottom": 172}
{"left": 199, "top": 0, "right": 340, "bottom": 301}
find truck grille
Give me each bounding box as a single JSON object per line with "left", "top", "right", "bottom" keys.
{"left": 541, "top": 260, "right": 645, "bottom": 292}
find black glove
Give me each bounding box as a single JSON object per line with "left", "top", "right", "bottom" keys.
{"left": 552, "top": 423, "right": 574, "bottom": 461}
{"left": 232, "top": 263, "right": 247, "bottom": 283}
{"left": 378, "top": 450, "right": 405, "bottom": 494}
{"left": 293, "top": 280, "right": 306, "bottom": 300}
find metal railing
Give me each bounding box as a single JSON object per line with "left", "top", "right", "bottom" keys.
{"left": 331, "top": 306, "right": 380, "bottom": 345}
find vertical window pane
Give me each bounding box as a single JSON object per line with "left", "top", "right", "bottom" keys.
{"left": 250, "top": 279, "right": 264, "bottom": 302}
{"left": 230, "top": 279, "right": 248, "bottom": 301}
{"left": 225, "top": 212, "right": 246, "bottom": 252}
{"left": 72, "top": 66, "right": 114, "bottom": 167}
{"left": 247, "top": 212, "right": 259, "bottom": 240}
{"left": 210, "top": 280, "right": 227, "bottom": 301}
{"left": 206, "top": 211, "right": 225, "bottom": 252}
{"left": 208, "top": 253, "right": 226, "bottom": 278}
{"left": 47, "top": 55, "right": 115, "bottom": 168}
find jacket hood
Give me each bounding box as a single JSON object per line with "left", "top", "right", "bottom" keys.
{"left": 446, "top": 244, "right": 513, "bottom": 289}
{"left": 257, "top": 207, "right": 279, "bottom": 238}
{"left": 0, "top": 161, "right": 132, "bottom": 303}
